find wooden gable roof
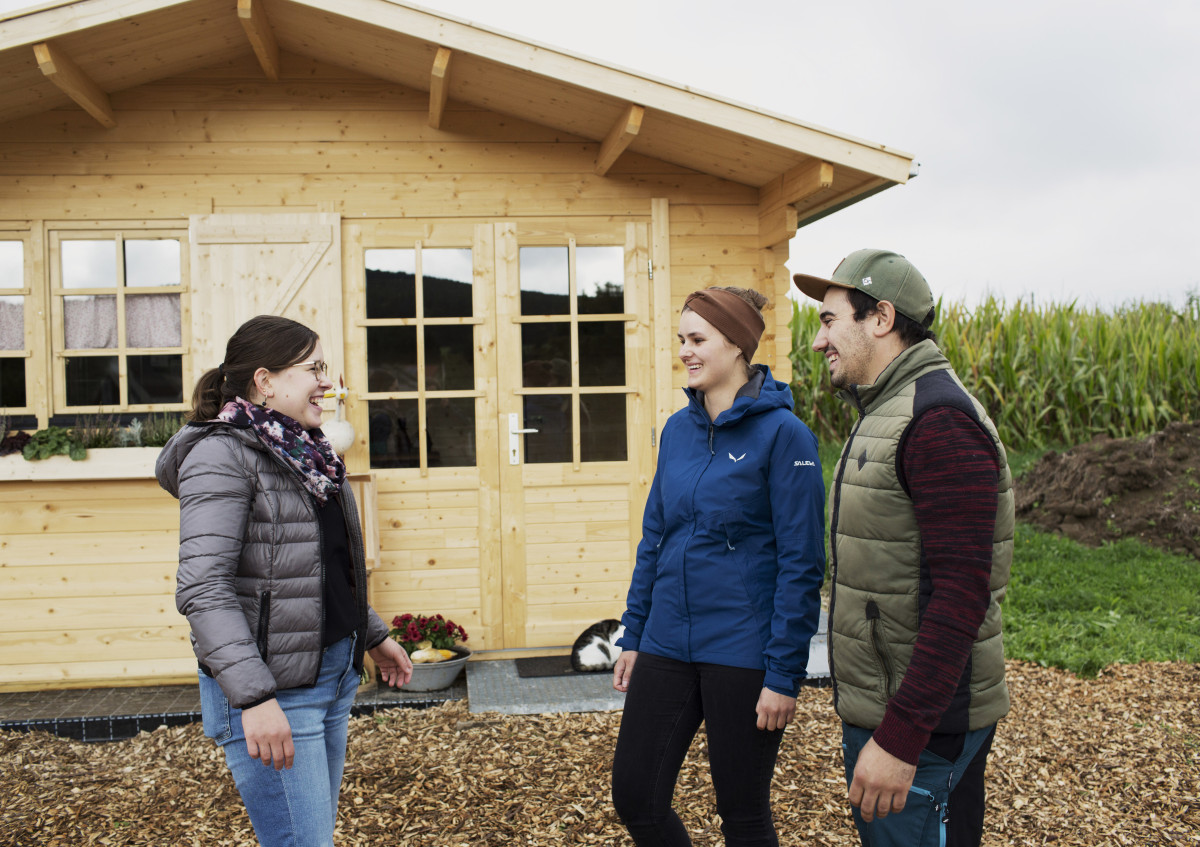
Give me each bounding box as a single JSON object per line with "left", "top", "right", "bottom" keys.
{"left": 0, "top": 0, "right": 915, "bottom": 245}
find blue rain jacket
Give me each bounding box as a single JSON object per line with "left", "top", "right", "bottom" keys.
{"left": 617, "top": 365, "right": 826, "bottom": 696}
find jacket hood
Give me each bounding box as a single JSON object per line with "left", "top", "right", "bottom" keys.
{"left": 685, "top": 364, "right": 795, "bottom": 427}
{"left": 154, "top": 420, "right": 258, "bottom": 498}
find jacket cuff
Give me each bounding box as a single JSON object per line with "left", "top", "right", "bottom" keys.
{"left": 873, "top": 709, "right": 929, "bottom": 766}
{"left": 763, "top": 670, "right": 802, "bottom": 698}
{"left": 239, "top": 692, "right": 278, "bottom": 711}
{"left": 365, "top": 607, "right": 391, "bottom": 650}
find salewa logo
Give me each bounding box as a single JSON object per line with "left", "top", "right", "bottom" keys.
{"left": 728, "top": 452, "right": 746, "bottom": 463}
{"left": 862, "top": 276, "right": 873, "bottom": 286}
{"left": 794, "top": 460, "right": 816, "bottom": 467}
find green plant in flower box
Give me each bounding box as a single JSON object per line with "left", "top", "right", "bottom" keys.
{"left": 23, "top": 426, "right": 86, "bottom": 461}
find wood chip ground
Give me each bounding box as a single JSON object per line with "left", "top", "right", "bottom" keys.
{"left": 2, "top": 661, "right": 1196, "bottom": 845}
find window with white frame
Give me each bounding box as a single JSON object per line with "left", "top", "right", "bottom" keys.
{"left": 0, "top": 238, "right": 29, "bottom": 414}
{"left": 50, "top": 231, "right": 188, "bottom": 413}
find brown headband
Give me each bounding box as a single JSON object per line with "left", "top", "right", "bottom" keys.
{"left": 683, "top": 289, "right": 766, "bottom": 361}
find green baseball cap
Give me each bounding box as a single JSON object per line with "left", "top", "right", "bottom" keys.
{"left": 792, "top": 248, "right": 934, "bottom": 323}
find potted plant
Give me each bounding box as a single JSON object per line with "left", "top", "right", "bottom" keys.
{"left": 387, "top": 613, "right": 470, "bottom": 691}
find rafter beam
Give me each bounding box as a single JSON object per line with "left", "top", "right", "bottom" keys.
{"left": 757, "top": 160, "right": 835, "bottom": 246}
{"left": 428, "top": 47, "right": 452, "bottom": 129}
{"left": 595, "top": 104, "right": 644, "bottom": 177}
{"left": 33, "top": 42, "right": 116, "bottom": 129}
{"left": 759, "top": 160, "right": 835, "bottom": 218}
{"left": 238, "top": 0, "right": 280, "bottom": 81}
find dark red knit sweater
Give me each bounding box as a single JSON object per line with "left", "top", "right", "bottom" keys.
{"left": 871, "top": 405, "right": 1001, "bottom": 765}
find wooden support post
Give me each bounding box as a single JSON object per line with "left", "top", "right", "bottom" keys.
{"left": 429, "top": 47, "right": 452, "bottom": 129}
{"left": 32, "top": 42, "right": 116, "bottom": 129}
{"left": 595, "top": 103, "right": 644, "bottom": 176}
{"left": 238, "top": 0, "right": 281, "bottom": 81}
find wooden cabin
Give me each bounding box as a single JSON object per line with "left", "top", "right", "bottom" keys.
{"left": 0, "top": 0, "right": 914, "bottom": 691}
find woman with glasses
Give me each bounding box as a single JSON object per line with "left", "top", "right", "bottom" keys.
{"left": 156, "top": 314, "right": 412, "bottom": 846}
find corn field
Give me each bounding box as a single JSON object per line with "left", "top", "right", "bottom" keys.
{"left": 789, "top": 295, "right": 1200, "bottom": 451}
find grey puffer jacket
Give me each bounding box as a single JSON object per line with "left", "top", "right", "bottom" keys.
{"left": 156, "top": 420, "right": 390, "bottom": 709}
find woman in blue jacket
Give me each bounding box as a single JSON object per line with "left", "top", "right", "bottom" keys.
{"left": 611, "top": 286, "right": 826, "bottom": 846}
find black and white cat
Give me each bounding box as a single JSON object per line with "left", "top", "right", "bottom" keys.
{"left": 570, "top": 618, "right": 626, "bottom": 672}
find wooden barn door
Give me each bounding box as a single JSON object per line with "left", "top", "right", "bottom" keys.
{"left": 187, "top": 213, "right": 343, "bottom": 383}
{"left": 493, "top": 221, "right": 653, "bottom": 648}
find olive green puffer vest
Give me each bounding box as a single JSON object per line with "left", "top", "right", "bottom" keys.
{"left": 829, "top": 340, "right": 1014, "bottom": 732}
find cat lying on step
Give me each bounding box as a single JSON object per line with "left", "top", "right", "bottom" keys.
{"left": 570, "top": 618, "right": 625, "bottom": 672}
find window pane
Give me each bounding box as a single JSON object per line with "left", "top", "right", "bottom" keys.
{"left": 578, "top": 321, "right": 625, "bottom": 387}
{"left": 365, "top": 249, "right": 415, "bottom": 319}
{"left": 0, "top": 357, "right": 25, "bottom": 407}
{"left": 577, "top": 246, "right": 625, "bottom": 314}
{"left": 65, "top": 295, "right": 117, "bottom": 349}
{"left": 62, "top": 240, "right": 117, "bottom": 289}
{"left": 0, "top": 241, "right": 22, "bottom": 287}
{"left": 523, "top": 394, "right": 571, "bottom": 464}
{"left": 0, "top": 296, "right": 22, "bottom": 350}
{"left": 581, "top": 394, "right": 627, "bottom": 462}
{"left": 422, "top": 249, "right": 473, "bottom": 318}
{"left": 65, "top": 356, "right": 119, "bottom": 406}
{"left": 426, "top": 397, "right": 476, "bottom": 467}
{"left": 368, "top": 398, "right": 420, "bottom": 468}
{"left": 125, "top": 239, "right": 181, "bottom": 287}
{"left": 126, "top": 294, "right": 181, "bottom": 348}
{"left": 366, "top": 326, "right": 418, "bottom": 391}
{"left": 424, "top": 325, "right": 474, "bottom": 391}
{"left": 519, "top": 246, "right": 569, "bottom": 315}
{"left": 128, "top": 354, "right": 183, "bottom": 404}
{"left": 521, "top": 322, "right": 571, "bottom": 388}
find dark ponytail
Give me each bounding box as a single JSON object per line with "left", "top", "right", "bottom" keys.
{"left": 188, "top": 315, "right": 319, "bottom": 422}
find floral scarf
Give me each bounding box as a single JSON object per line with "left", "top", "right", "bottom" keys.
{"left": 217, "top": 397, "right": 345, "bottom": 504}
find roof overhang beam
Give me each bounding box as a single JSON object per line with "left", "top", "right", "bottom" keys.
{"left": 238, "top": 0, "right": 280, "bottom": 81}
{"left": 428, "top": 47, "right": 451, "bottom": 129}
{"left": 595, "top": 104, "right": 644, "bottom": 177}
{"left": 757, "top": 160, "right": 834, "bottom": 247}
{"left": 33, "top": 41, "right": 116, "bottom": 128}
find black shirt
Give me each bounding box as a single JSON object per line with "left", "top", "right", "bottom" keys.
{"left": 318, "top": 495, "right": 359, "bottom": 647}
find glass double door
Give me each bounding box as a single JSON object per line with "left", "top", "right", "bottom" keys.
{"left": 354, "top": 220, "right": 652, "bottom": 649}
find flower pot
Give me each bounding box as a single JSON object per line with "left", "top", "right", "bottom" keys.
{"left": 400, "top": 647, "right": 470, "bottom": 692}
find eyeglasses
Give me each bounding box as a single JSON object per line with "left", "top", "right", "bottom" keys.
{"left": 290, "top": 360, "right": 329, "bottom": 376}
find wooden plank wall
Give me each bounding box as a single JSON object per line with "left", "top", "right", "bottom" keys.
{"left": 0, "top": 51, "right": 784, "bottom": 686}
{"left": 0, "top": 479, "right": 194, "bottom": 690}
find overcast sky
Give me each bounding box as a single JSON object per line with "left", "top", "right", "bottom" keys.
{"left": 3, "top": 0, "right": 1197, "bottom": 311}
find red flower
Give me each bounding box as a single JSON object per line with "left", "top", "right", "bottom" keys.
{"left": 387, "top": 611, "right": 470, "bottom": 655}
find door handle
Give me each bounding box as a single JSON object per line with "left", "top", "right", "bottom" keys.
{"left": 508, "top": 413, "right": 539, "bottom": 465}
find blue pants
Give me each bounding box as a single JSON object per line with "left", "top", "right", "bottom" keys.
{"left": 841, "top": 723, "right": 996, "bottom": 847}
{"left": 611, "top": 651, "right": 786, "bottom": 846}
{"left": 198, "top": 635, "right": 360, "bottom": 847}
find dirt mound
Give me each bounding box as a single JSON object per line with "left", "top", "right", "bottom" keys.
{"left": 1015, "top": 420, "right": 1200, "bottom": 559}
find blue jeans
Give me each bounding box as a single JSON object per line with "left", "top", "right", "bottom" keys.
{"left": 841, "top": 722, "right": 995, "bottom": 847}
{"left": 198, "top": 635, "right": 360, "bottom": 847}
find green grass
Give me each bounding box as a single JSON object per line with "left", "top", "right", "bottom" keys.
{"left": 1004, "top": 525, "right": 1200, "bottom": 677}
{"left": 810, "top": 438, "right": 1199, "bottom": 678}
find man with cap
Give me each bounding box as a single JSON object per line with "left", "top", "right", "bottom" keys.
{"left": 792, "top": 249, "right": 1014, "bottom": 847}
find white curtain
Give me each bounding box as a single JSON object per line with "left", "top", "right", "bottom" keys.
{"left": 64, "top": 294, "right": 180, "bottom": 349}
{"left": 0, "top": 298, "right": 21, "bottom": 350}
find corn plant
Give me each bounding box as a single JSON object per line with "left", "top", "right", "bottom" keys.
{"left": 790, "top": 296, "right": 1200, "bottom": 451}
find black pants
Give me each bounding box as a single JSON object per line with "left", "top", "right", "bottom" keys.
{"left": 927, "top": 727, "right": 996, "bottom": 847}
{"left": 611, "top": 652, "right": 785, "bottom": 846}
